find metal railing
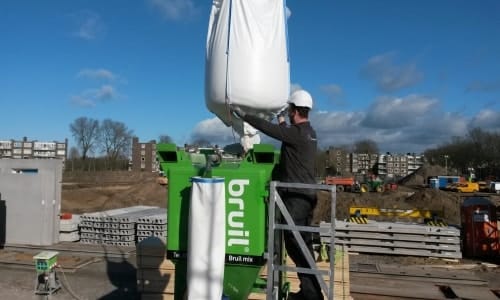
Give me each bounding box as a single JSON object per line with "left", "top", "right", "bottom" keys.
{"left": 266, "top": 181, "right": 336, "bottom": 300}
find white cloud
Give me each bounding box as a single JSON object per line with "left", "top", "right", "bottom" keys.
{"left": 72, "top": 67, "right": 124, "bottom": 107}
{"left": 320, "top": 84, "right": 344, "bottom": 106}
{"left": 286, "top": 6, "right": 292, "bottom": 19}
{"left": 77, "top": 69, "right": 116, "bottom": 81}
{"left": 470, "top": 109, "right": 500, "bottom": 129}
{"left": 188, "top": 97, "right": 499, "bottom": 154}
{"left": 70, "top": 10, "right": 105, "bottom": 40}
{"left": 290, "top": 83, "right": 302, "bottom": 93}
{"left": 306, "top": 108, "right": 470, "bottom": 153}
{"left": 313, "top": 111, "right": 364, "bottom": 134}
{"left": 361, "top": 52, "right": 423, "bottom": 92}
{"left": 386, "top": 112, "right": 468, "bottom": 151}
{"left": 190, "top": 117, "right": 238, "bottom": 145}
{"left": 149, "top": 0, "right": 199, "bottom": 21}
{"left": 70, "top": 95, "right": 95, "bottom": 108}
{"left": 94, "top": 85, "right": 116, "bottom": 101}
{"left": 70, "top": 85, "right": 117, "bottom": 107}
{"left": 416, "top": 112, "right": 467, "bottom": 137}
{"left": 361, "top": 94, "right": 438, "bottom": 129}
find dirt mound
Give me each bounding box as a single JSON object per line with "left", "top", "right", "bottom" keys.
{"left": 312, "top": 162, "right": 477, "bottom": 225}
{"left": 313, "top": 185, "right": 467, "bottom": 225}
{"left": 61, "top": 172, "right": 167, "bottom": 214}
{"left": 403, "top": 188, "right": 462, "bottom": 224}
{"left": 62, "top": 171, "right": 499, "bottom": 227}
{"left": 313, "top": 189, "right": 412, "bottom": 224}
{"left": 398, "top": 163, "right": 447, "bottom": 186}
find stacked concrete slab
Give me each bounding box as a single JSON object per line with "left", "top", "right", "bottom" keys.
{"left": 59, "top": 214, "right": 80, "bottom": 242}
{"left": 136, "top": 211, "right": 167, "bottom": 243}
{"left": 79, "top": 206, "right": 164, "bottom": 247}
{"left": 320, "top": 220, "right": 462, "bottom": 259}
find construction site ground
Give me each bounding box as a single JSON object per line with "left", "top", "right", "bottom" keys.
{"left": 1, "top": 167, "right": 499, "bottom": 299}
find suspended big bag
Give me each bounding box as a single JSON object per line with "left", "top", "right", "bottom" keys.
{"left": 205, "top": 0, "right": 290, "bottom": 148}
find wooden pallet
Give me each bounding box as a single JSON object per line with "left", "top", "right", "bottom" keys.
{"left": 136, "top": 238, "right": 351, "bottom": 299}
{"left": 248, "top": 249, "right": 351, "bottom": 299}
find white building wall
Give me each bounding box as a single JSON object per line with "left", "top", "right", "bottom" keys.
{"left": 0, "top": 159, "right": 62, "bottom": 245}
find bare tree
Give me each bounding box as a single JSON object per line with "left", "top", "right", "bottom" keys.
{"left": 424, "top": 127, "right": 500, "bottom": 179}
{"left": 158, "top": 134, "right": 173, "bottom": 144}
{"left": 68, "top": 146, "right": 80, "bottom": 159}
{"left": 70, "top": 117, "right": 100, "bottom": 160}
{"left": 315, "top": 148, "right": 328, "bottom": 178}
{"left": 353, "top": 139, "right": 379, "bottom": 154}
{"left": 66, "top": 147, "right": 80, "bottom": 172}
{"left": 100, "top": 119, "right": 134, "bottom": 162}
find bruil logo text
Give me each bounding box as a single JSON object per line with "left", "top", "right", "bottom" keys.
{"left": 227, "top": 179, "right": 250, "bottom": 248}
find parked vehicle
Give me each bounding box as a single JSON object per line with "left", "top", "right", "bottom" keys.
{"left": 490, "top": 182, "right": 500, "bottom": 194}
{"left": 477, "top": 181, "right": 489, "bottom": 192}
{"left": 444, "top": 182, "right": 460, "bottom": 191}
{"left": 324, "top": 176, "right": 356, "bottom": 192}
{"left": 437, "top": 176, "right": 461, "bottom": 190}
{"left": 324, "top": 175, "right": 387, "bottom": 193}
{"left": 360, "top": 180, "right": 384, "bottom": 193}
{"left": 450, "top": 182, "right": 479, "bottom": 193}
{"left": 384, "top": 182, "right": 398, "bottom": 191}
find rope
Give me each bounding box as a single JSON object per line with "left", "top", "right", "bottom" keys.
{"left": 223, "top": 0, "right": 238, "bottom": 143}
{"left": 284, "top": 0, "right": 290, "bottom": 63}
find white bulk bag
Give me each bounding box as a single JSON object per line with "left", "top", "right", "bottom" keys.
{"left": 205, "top": 0, "right": 290, "bottom": 142}
{"left": 187, "top": 176, "right": 226, "bottom": 300}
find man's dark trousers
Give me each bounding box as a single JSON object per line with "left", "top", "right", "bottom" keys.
{"left": 282, "top": 192, "right": 323, "bottom": 300}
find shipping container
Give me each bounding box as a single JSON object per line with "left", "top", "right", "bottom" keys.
{"left": 461, "top": 197, "right": 499, "bottom": 258}
{"left": 437, "top": 175, "right": 461, "bottom": 189}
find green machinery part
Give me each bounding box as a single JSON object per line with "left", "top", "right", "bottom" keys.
{"left": 157, "top": 143, "right": 280, "bottom": 300}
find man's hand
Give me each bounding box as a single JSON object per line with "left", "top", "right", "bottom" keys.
{"left": 230, "top": 104, "right": 246, "bottom": 118}
{"left": 277, "top": 110, "right": 286, "bottom": 118}
{"left": 277, "top": 108, "right": 287, "bottom": 124}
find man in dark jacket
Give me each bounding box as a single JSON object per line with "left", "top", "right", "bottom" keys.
{"left": 232, "top": 89, "right": 322, "bottom": 300}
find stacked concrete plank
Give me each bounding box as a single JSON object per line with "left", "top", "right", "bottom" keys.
{"left": 59, "top": 214, "right": 80, "bottom": 242}
{"left": 136, "top": 210, "right": 167, "bottom": 243}
{"left": 79, "top": 206, "right": 162, "bottom": 246}
{"left": 320, "top": 220, "right": 462, "bottom": 259}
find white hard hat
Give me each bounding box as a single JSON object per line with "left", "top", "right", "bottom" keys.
{"left": 288, "top": 90, "right": 313, "bottom": 109}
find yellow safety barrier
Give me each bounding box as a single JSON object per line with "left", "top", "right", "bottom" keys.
{"left": 425, "top": 220, "right": 448, "bottom": 227}
{"left": 349, "top": 206, "right": 444, "bottom": 219}
{"left": 348, "top": 216, "right": 368, "bottom": 224}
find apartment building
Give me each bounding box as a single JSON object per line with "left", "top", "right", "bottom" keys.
{"left": 326, "top": 147, "right": 424, "bottom": 179}
{"left": 377, "top": 153, "right": 425, "bottom": 177}
{"left": 131, "top": 137, "right": 158, "bottom": 172}
{"left": 352, "top": 153, "right": 379, "bottom": 175}
{"left": 0, "top": 137, "right": 67, "bottom": 161}
{"left": 325, "top": 147, "right": 351, "bottom": 175}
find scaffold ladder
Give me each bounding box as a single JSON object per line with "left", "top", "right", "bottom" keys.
{"left": 265, "top": 181, "right": 336, "bottom": 300}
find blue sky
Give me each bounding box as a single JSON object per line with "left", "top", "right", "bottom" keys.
{"left": 1, "top": 0, "right": 500, "bottom": 154}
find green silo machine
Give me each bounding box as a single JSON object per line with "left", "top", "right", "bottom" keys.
{"left": 157, "top": 143, "right": 280, "bottom": 300}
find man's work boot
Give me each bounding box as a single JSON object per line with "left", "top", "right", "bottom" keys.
{"left": 288, "top": 290, "right": 324, "bottom": 300}
{"left": 287, "top": 291, "right": 303, "bottom": 300}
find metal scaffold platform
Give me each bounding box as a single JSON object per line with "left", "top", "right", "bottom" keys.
{"left": 265, "top": 182, "right": 350, "bottom": 300}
